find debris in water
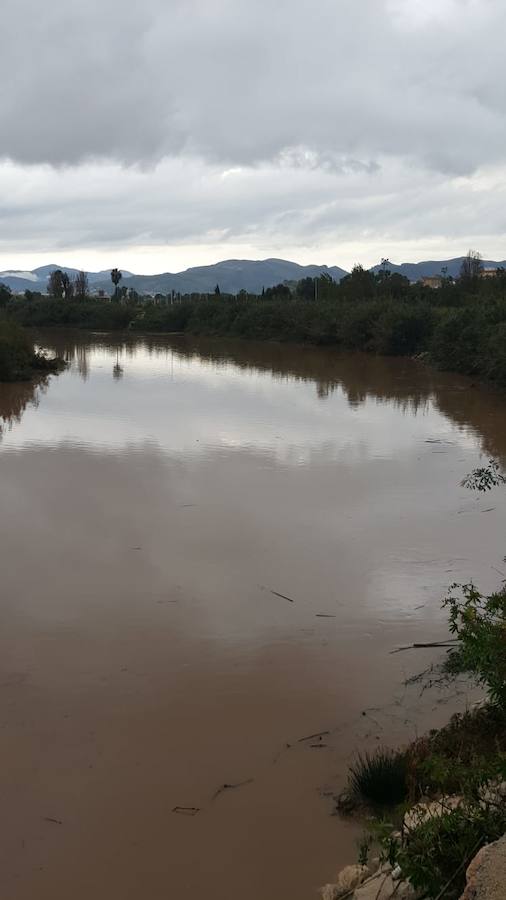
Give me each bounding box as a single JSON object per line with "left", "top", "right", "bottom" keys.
{"left": 211, "top": 779, "right": 254, "bottom": 801}
{"left": 172, "top": 806, "right": 200, "bottom": 816}
{"left": 298, "top": 730, "right": 330, "bottom": 743}
{"left": 390, "top": 640, "right": 458, "bottom": 655}
{"left": 270, "top": 590, "right": 294, "bottom": 603}
{"left": 44, "top": 817, "right": 63, "bottom": 825}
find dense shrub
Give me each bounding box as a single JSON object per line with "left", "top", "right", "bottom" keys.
{"left": 0, "top": 319, "right": 63, "bottom": 381}
{"left": 443, "top": 583, "right": 506, "bottom": 710}
{"left": 399, "top": 801, "right": 506, "bottom": 900}
{"left": 0, "top": 319, "right": 44, "bottom": 380}
{"left": 430, "top": 308, "right": 489, "bottom": 375}
{"left": 9, "top": 297, "right": 133, "bottom": 330}
{"left": 372, "top": 304, "right": 435, "bottom": 355}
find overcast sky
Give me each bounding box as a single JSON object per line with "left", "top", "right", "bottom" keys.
{"left": 1, "top": 0, "right": 505, "bottom": 274}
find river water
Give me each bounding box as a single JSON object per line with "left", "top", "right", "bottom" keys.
{"left": 1, "top": 331, "right": 505, "bottom": 900}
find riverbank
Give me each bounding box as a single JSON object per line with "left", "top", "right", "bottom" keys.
{"left": 324, "top": 574, "right": 506, "bottom": 899}
{"left": 129, "top": 293, "right": 506, "bottom": 391}
{"left": 0, "top": 319, "right": 64, "bottom": 381}
{"left": 6, "top": 289, "right": 506, "bottom": 390}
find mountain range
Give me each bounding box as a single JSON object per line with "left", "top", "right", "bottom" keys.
{"left": 0, "top": 259, "right": 347, "bottom": 295}
{"left": 0, "top": 256, "right": 504, "bottom": 295}
{"left": 369, "top": 257, "right": 506, "bottom": 280}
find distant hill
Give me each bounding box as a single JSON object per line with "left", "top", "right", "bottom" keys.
{"left": 0, "top": 265, "right": 133, "bottom": 294}
{"left": 369, "top": 257, "right": 506, "bottom": 281}
{"left": 0, "top": 258, "right": 348, "bottom": 295}
{"left": 91, "top": 258, "right": 348, "bottom": 295}
{"left": 2, "top": 255, "right": 506, "bottom": 296}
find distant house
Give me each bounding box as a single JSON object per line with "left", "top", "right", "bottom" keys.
{"left": 420, "top": 275, "right": 443, "bottom": 289}
{"left": 480, "top": 267, "right": 499, "bottom": 279}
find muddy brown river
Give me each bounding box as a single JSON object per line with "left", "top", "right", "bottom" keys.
{"left": 1, "top": 331, "right": 505, "bottom": 900}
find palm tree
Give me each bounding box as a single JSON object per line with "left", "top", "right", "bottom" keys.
{"left": 111, "top": 268, "right": 122, "bottom": 298}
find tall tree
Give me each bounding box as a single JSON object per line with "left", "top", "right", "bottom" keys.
{"left": 61, "top": 272, "right": 74, "bottom": 300}
{"left": 74, "top": 271, "right": 88, "bottom": 301}
{"left": 460, "top": 250, "right": 483, "bottom": 281}
{"left": 377, "top": 258, "right": 392, "bottom": 283}
{"left": 111, "top": 268, "right": 122, "bottom": 298}
{"left": 0, "top": 283, "right": 12, "bottom": 307}
{"left": 340, "top": 264, "right": 376, "bottom": 300}
{"left": 48, "top": 269, "right": 64, "bottom": 299}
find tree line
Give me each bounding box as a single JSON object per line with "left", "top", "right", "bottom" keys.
{"left": 3, "top": 249, "right": 506, "bottom": 386}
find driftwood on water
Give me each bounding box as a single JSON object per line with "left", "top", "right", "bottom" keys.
{"left": 390, "top": 640, "right": 458, "bottom": 655}
{"left": 270, "top": 590, "right": 294, "bottom": 603}
{"left": 298, "top": 730, "right": 330, "bottom": 743}
{"left": 211, "top": 779, "right": 255, "bottom": 801}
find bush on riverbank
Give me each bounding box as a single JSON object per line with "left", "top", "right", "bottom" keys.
{"left": 127, "top": 292, "right": 506, "bottom": 388}
{"left": 399, "top": 798, "right": 506, "bottom": 900}
{"left": 344, "top": 605, "right": 506, "bottom": 897}
{"left": 6, "top": 270, "right": 506, "bottom": 388}
{"left": 443, "top": 583, "right": 506, "bottom": 710}
{"left": 347, "top": 706, "right": 506, "bottom": 898}
{"left": 0, "top": 319, "right": 63, "bottom": 381}
{"left": 8, "top": 296, "right": 133, "bottom": 331}
{"left": 129, "top": 296, "right": 437, "bottom": 357}
{"left": 343, "top": 509, "right": 506, "bottom": 899}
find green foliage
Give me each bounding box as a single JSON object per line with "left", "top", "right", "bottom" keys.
{"left": 372, "top": 303, "right": 434, "bottom": 355}
{"left": 9, "top": 297, "right": 133, "bottom": 330}
{"left": 348, "top": 747, "right": 409, "bottom": 808}
{"left": 0, "top": 319, "right": 61, "bottom": 381}
{"left": 443, "top": 583, "right": 506, "bottom": 710}
{"left": 399, "top": 801, "right": 506, "bottom": 899}
{"left": 6, "top": 266, "right": 506, "bottom": 390}
{"left": 0, "top": 283, "right": 12, "bottom": 307}
{"left": 461, "top": 459, "right": 506, "bottom": 492}
{"left": 408, "top": 706, "right": 506, "bottom": 794}
{"left": 353, "top": 707, "right": 506, "bottom": 899}
{"left": 356, "top": 834, "right": 372, "bottom": 867}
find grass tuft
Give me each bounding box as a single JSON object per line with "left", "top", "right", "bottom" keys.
{"left": 348, "top": 747, "right": 409, "bottom": 808}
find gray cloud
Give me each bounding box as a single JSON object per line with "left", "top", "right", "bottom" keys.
{"left": 1, "top": 0, "right": 506, "bottom": 267}
{"left": 2, "top": 0, "right": 506, "bottom": 173}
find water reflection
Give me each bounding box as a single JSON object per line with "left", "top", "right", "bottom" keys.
{"left": 21, "top": 330, "right": 506, "bottom": 466}
{"left": 0, "top": 376, "right": 46, "bottom": 436}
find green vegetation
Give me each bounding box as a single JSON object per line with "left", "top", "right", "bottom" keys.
{"left": 7, "top": 296, "right": 133, "bottom": 330}
{"left": 408, "top": 705, "right": 506, "bottom": 798}
{"left": 350, "top": 707, "right": 506, "bottom": 898}
{"left": 443, "top": 583, "right": 506, "bottom": 709}
{"left": 344, "top": 456, "right": 506, "bottom": 898}
{"left": 348, "top": 748, "right": 409, "bottom": 808}
{"left": 399, "top": 800, "right": 506, "bottom": 900}
{"left": 4, "top": 255, "right": 506, "bottom": 389}
{"left": 461, "top": 459, "right": 506, "bottom": 492}
{"left": 0, "top": 319, "right": 63, "bottom": 381}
